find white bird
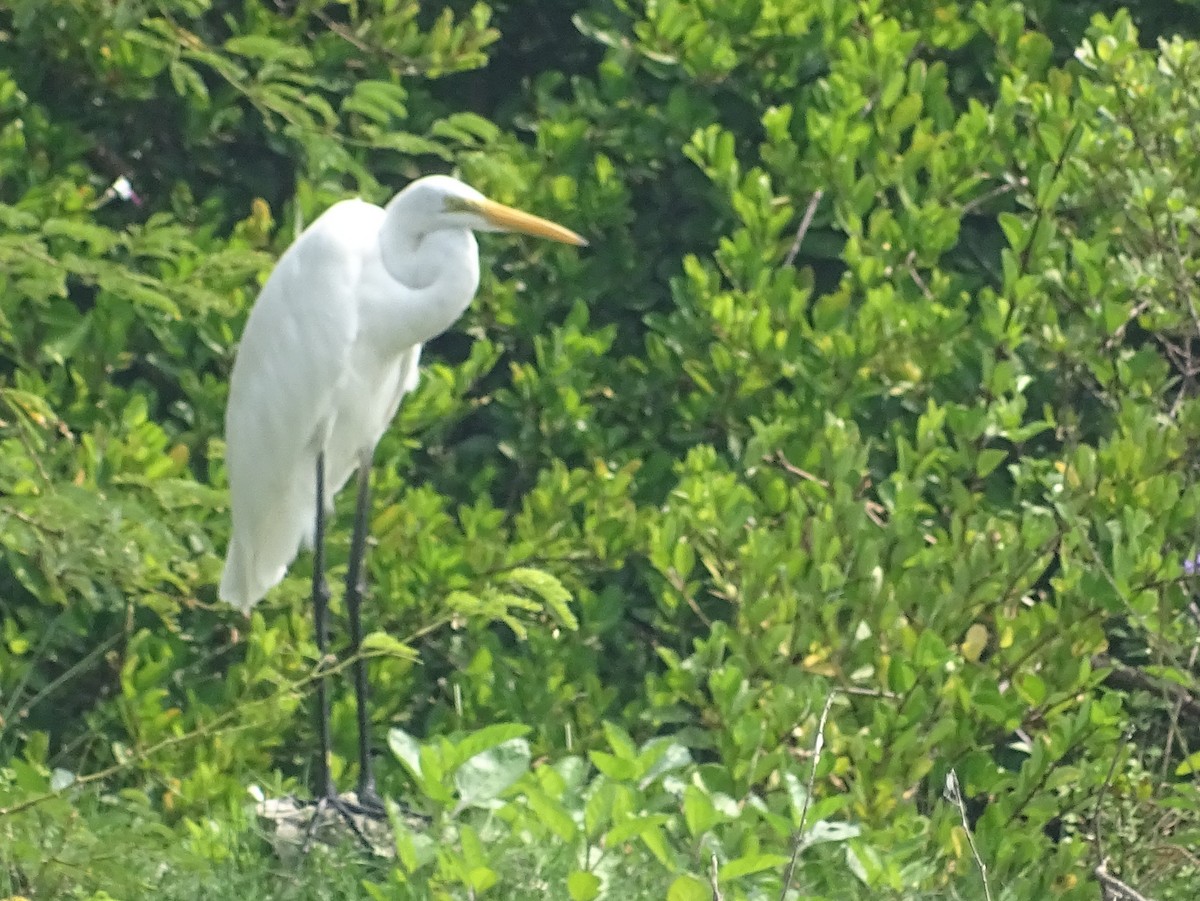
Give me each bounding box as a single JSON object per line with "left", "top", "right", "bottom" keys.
{"left": 218, "top": 174, "right": 586, "bottom": 815}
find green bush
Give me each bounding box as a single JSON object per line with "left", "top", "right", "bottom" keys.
{"left": 2, "top": 1, "right": 1199, "bottom": 898}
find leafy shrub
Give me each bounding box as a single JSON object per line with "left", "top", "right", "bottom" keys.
{"left": 2, "top": 1, "right": 1199, "bottom": 899}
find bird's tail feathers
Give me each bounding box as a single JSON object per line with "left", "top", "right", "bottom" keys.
{"left": 219, "top": 537, "right": 284, "bottom": 614}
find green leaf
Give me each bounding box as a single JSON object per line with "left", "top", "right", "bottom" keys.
{"left": 391, "top": 813, "right": 437, "bottom": 872}
{"left": 454, "top": 738, "right": 531, "bottom": 808}
{"left": 525, "top": 787, "right": 579, "bottom": 842}
{"left": 168, "top": 60, "right": 209, "bottom": 101}
{"left": 683, "top": 783, "right": 720, "bottom": 837}
{"left": 387, "top": 728, "right": 423, "bottom": 780}
{"left": 605, "top": 813, "right": 671, "bottom": 846}
{"left": 467, "top": 866, "right": 498, "bottom": 892}
{"left": 372, "top": 132, "right": 452, "bottom": 158}
{"left": 638, "top": 740, "right": 692, "bottom": 787}
{"left": 343, "top": 80, "right": 408, "bottom": 125}
{"left": 41, "top": 218, "right": 120, "bottom": 253}
{"left": 431, "top": 111, "right": 500, "bottom": 146}
{"left": 567, "top": 870, "right": 601, "bottom": 901}
{"left": 801, "top": 820, "right": 862, "bottom": 849}
{"left": 1175, "top": 751, "right": 1200, "bottom": 776}
{"left": 602, "top": 720, "right": 638, "bottom": 761}
{"left": 451, "top": 722, "right": 530, "bottom": 765}
{"left": 719, "top": 853, "right": 791, "bottom": 880}
{"left": 588, "top": 750, "right": 637, "bottom": 781}
{"left": 891, "top": 93, "right": 923, "bottom": 131}
{"left": 998, "top": 212, "right": 1028, "bottom": 250}
{"left": 975, "top": 448, "right": 1008, "bottom": 478}
{"left": 361, "top": 631, "right": 418, "bottom": 659}
{"left": 667, "top": 875, "right": 710, "bottom": 901}
{"left": 505, "top": 566, "right": 578, "bottom": 629}
{"left": 223, "top": 34, "right": 312, "bottom": 66}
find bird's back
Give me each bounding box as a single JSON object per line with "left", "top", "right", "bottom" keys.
{"left": 220, "top": 200, "right": 386, "bottom": 610}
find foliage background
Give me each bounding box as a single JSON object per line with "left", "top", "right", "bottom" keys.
{"left": 2, "top": 0, "right": 1200, "bottom": 898}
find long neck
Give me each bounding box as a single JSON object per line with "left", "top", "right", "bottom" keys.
{"left": 373, "top": 199, "right": 481, "bottom": 348}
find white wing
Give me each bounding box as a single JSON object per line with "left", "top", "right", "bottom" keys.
{"left": 219, "top": 199, "right": 386, "bottom": 611}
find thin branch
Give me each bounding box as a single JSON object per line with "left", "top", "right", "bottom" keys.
{"left": 770, "top": 451, "right": 829, "bottom": 487}
{"left": 838, "top": 685, "right": 899, "bottom": 699}
{"left": 904, "top": 250, "right": 933, "bottom": 301}
{"left": 960, "top": 179, "right": 1018, "bottom": 216}
{"left": 0, "top": 649, "right": 389, "bottom": 819}
{"left": 1161, "top": 639, "right": 1200, "bottom": 782}
{"left": 710, "top": 851, "right": 723, "bottom": 901}
{"left": 1090, "top": 727, "right": 1133, "bottom": 870}
{"left": 1095, "top": 858, "right": 1159, "bottom": 901}
{"left": 0, "top": 719, "right": 259, "bottom": 818}
{"left": 1095, "top": 654, "right": 1200, "bottom": 722}
{"left": 779, "top": 693, "right": 836, "bottom": 899}
{"left": 768, "top": 451, "right": 888, "bottom": 528}
{"left": 945, "top": 769, "right": 993, "bottom": 901}
{"left": 0, "top": 505, "right": 66, "bottom": 536}
{"left": 782, "top": 190, "right": 825, "bottom": 268}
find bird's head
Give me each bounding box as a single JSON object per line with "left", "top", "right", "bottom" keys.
{"left": 396, "top": 175, "right": 588, "bottom": 246}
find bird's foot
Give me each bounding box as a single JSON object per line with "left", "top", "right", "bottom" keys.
{"left": 302, "top": 789, "right": 388, "bottom": 853}
{"left": 351, "top": 781, "right": 387, "bottom": 819}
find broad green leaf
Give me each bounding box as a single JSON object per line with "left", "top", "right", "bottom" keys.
{"left": 361, "top": 631, "right": 418, "bottom": 659}
{"left": 505, "top": 566, "right": 578, "bottom": 629}
{"left": 387, "top": 728, "right": 423, "bottom": 780}
{"left": 604, "top": 813, "right": 671, "bottom": 846}
{"left": 567, "top": 870, "right": 601, "bottom": 901}
{"left": 602, "top": 720, "right": 637, "bottom": 761}
{"left": 1176, "top": 751, "right": 1200, "bottom": 776}
{"left": 451, "top": 723, "right": 530, "bottom": 766}
{"left": 454, "top": 738, "right": 531, "bottom": 808}
{"left": 682, "top": 783, "right": 720, "bottom": 837}
{"left": 667, "top": 875, "right": 709, "bottom": 901}
{"left": 719, "top": 853, "right": 790, "bottom": 880}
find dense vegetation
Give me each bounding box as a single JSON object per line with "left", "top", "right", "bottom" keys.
{"left": 2, "top": 0, "right": 1200, "bottom": 897}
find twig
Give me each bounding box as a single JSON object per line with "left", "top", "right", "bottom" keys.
{"left": 945, "top": 769, "right": 993, "bottom": 901}
{"left": 1090, "top": 727, "right": 1133, "bottom": 870}
{"left": 769, "top": 451, "right": 888, "bottom": 528}
{"left": 838, "top": 685, "right": 899, "bottom": 699}
{"left": 710, "top": 850, "right": 723, "bottom": 901}
{"left": 311, "top": 7, "right": 425, "bottom": 76}
{"left": 1095, "top": 857, "right": 1159, "bottom": 901}
{"left": 0, "top": 649, "right": 386, "bottom": 818}
{"left": 1, "top": 629, "right": 123, "bottom": 736}
{"left": 769, "top": 451, "right": 829, "bottom": 487}
{"left": 782, "top": 190, "right": 825, "bottom": 268}
{"left": 960, "top": 179, "right": 1018, "bottom": 216}
{"left": 1094, "top": 654, "right": 1200, "bottom": 722}
{"left": 1160, "top": 640, "right": 1200, "bottom": 782}
{"left": 905, "top": 250, "right": 933, "bottom": 300}
{"left": 779, "top": 693, "right": 836, "bottom": 899}
{"left": 0, "top": 718, "right": 259, "bottom": 818}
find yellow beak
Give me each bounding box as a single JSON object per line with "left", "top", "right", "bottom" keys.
{"left": 475, "top": 198, "right": 589, "bottom": 246}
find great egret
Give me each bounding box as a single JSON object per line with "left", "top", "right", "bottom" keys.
{"left": 219, "top": 175, "right": 586, "bottom": 816}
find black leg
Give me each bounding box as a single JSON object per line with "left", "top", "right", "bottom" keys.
{"left": 303, "top": 452, "right": 383, "bottom": 852}
{"left": 345, "top": 450, "right": 383, "bottom": 812}
{"left": 311, "top": 452, "right": 336, "bottom": 800}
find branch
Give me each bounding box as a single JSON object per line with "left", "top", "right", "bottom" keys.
{"left": 1095, "top": 858, "right": 1159, "bottom": 901}
{"left": 0, "top": 649, "right": 395, "bottom": 819}
{"left": 779, "top": 693, "right": 836, "bottom": 899}
{"left": 1095, "top": 655, "right": 1200, "bottom": 722}
{"left": 782, "top": 190, "right": 825, "bottom": 268}
{"left": 945, "top": 769, "right": 993, "bottom": 901}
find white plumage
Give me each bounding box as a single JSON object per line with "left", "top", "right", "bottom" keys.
{"left": 219, "top": 175, "right": 585, "bottom": 610}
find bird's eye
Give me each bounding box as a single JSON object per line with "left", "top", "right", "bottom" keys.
{"left": 443, "top": 196, "right": 479, "bottom": 214}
